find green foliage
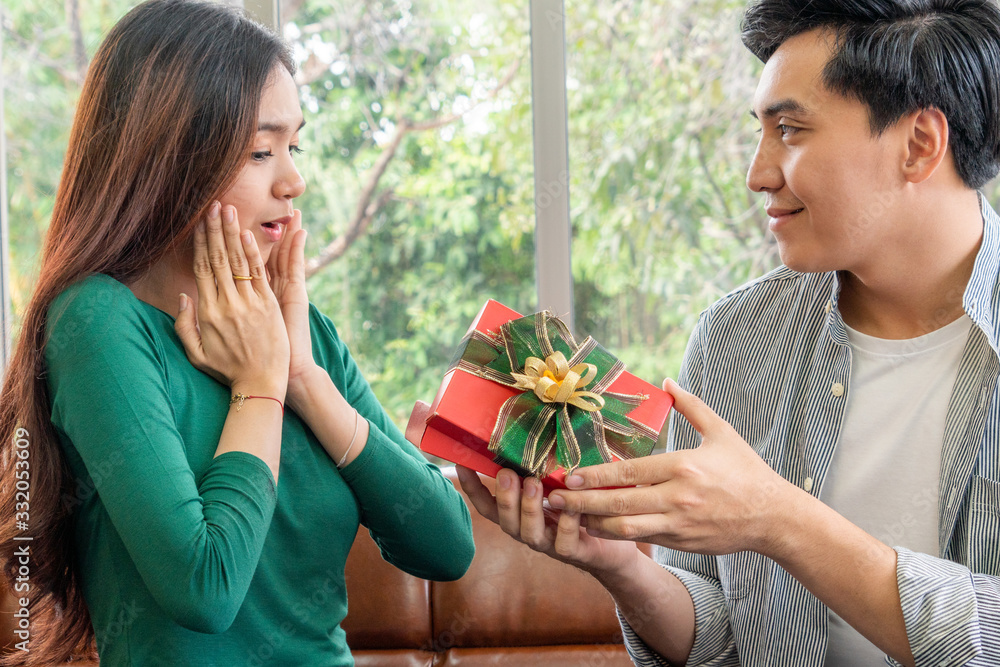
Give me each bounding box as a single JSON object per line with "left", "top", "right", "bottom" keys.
{"left": 564, "top": 0, "right": 776, "bottom": 382}
{"left": 290, "top": 0, "right": 536, "bottom": 423}
{"left": 4, "top": 0, "right": 96, "bottom": 320}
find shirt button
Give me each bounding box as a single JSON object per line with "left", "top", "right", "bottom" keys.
{"left": 831, "top": 382, "right": 845, "bottom": 397}
{"left": 803, "top": 477, "right": 814, "bottom": 493}
{"left": 824, "top": 301, "right": 832, "bottom": 314}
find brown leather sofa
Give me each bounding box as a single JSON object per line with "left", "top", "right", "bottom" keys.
{"left": 344, "top": 469, "right": 644, "bottom": 666}
{"left": 3, "top": 469, "right": 644, "bottom": 666}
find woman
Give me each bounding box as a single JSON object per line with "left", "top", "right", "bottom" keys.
{"left": 0, "top": 1, "right": 474, "bottom": 664}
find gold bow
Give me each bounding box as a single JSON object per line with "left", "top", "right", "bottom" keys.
{"left": 510, "top": 351, "right": 605, "bottom": 412}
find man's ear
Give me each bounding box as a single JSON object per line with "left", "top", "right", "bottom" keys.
{"left": 903, "top": 107, "right": 950, "bottom": 184}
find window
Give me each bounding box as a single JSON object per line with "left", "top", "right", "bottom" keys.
{"left": 10, "top": 0, "right": 1000, "bottom": 425}
{"left": 285, "top": 0, "right": 536, "bottom": 422}
{"left": 565, "top": 0, "right": 776, "bottom": 381}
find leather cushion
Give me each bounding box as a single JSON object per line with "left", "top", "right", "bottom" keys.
{"left": 342, "top": 525, "right": 432, "bottom": 649}
{"left": 431, "top": 473, "right": 627, "bottom": 647}
{"left": 439, "top": 644, "right": 637, "bottom": 666}
{"left": 351, "top": 649, "right": 437, "bottom": 667}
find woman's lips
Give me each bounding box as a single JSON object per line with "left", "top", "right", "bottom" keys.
{"left": 261, "top": 222, "right": 282, "bottom": 243}
{"left": 260, "top": 216, "right": 291, "bottom": 243}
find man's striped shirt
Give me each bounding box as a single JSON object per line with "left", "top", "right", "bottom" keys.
{"left": 622, "top": 195, "right": 1000, "bottom": 666}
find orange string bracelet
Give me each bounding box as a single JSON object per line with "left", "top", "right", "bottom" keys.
{"left": 230, "top": 393, "right": 284, "bottom": 415}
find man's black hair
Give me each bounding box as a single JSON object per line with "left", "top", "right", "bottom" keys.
{"left": 742, "top": 0, "right": 1000, "bottom": 188}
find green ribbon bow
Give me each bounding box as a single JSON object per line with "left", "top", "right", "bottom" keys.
{"left": 452, "top": 311, "right": 659, "bottom": 477}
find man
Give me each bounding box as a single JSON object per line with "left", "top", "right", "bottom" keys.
{"left": 457, "top": 1, "right": 1000, "bottom": 665}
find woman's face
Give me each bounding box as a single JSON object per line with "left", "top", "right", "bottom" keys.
{"left": 219, "top": 65, "right": 306, "bottom": 265}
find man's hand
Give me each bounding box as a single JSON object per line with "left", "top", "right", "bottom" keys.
{"left": 548, "top": 378, "right": 796, "bottom": 556}
{"left": 457, "top": 464, "right": 700, "bottom": 665}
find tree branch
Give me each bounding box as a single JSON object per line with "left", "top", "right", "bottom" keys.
{"left": 3, "top": 26, "right": 82, "bottom": 86}
{"left": 305, "top": 188, "right": 395, "bottom": 276}
{"left": 305, "top": 121, "right": 408, "bottom": 277}
{"left": 694, "top": 133, "right": 733, "bottom": 221}
{"left": 304, "top": 59, "right": 522, "bottom": 277}
{"left": 410, "top": 58, "right": 521, "bottom": 131}
{"left": 64, "top": 0, "right": 87, "bottom": 82}
{"left": 297, "top": 51, "right": 332, "bottom": 87}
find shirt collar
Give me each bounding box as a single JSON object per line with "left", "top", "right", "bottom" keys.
{"left": 826, "top": 272, "right": 849, "bottom": 346}
{"left": 963, "top": 192, "right": 1000, "bottom": 353}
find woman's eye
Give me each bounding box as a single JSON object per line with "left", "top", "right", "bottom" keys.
{"left": 290, "top": 145, "right": 304, "bottom": 156}
{"left": 252, "top": 150, "right": 273, "bottom": 162}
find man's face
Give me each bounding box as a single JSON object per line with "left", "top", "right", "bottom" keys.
{"left": 747, "top": 29, "right": 907, "bottom": 274}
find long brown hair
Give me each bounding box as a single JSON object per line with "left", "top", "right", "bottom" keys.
{"left": 0, "top": 1, "right": 293, "bottom": 662}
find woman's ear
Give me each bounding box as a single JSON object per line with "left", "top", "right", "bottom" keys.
{"left": 903, "top": 107, "right": 950, "bottom": 184}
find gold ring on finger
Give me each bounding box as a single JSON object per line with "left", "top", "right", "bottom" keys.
{"left": 232, "top": 274, "right": 253, "bottom": 281}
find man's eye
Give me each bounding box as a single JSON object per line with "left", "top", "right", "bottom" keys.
{"left": 252, "top": 150, "right": 273, "bottom": 162}
{"left": 778, "top": 124, "right": 798, "bottom": 137}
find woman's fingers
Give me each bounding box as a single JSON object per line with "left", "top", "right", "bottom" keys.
{"left": 277, "top": 210, "right": 300, "bottom": 279}
{"left": 206, "top": 204, "right": 237, "bottom": 299}
{"left": 198, "top": 202, "right": 271, "bottom": 298}
{"left": 494, "top": 469, "right": 524, "bottom": 539}
{"left": 174, "top": 293, "right": 205, "bottom": 366}
{"left": 173, "top": 292, "right": 237, "bottom": 386}
{"left": 552, "top": 510, "right": 584, "bottom": 560}
{"left": 286, "top": 211, "right": 306, "bottom": 281}
{"left": 519, "top": 477, "right": 551, "bottom": 549}
{"left": 456, "top": 466, "right": 500, "bottom": 524}
{"left": 193, "top": 208, "right": 218, "bottom": 304}
{"left": 242, "top": 229, "right": 269, "bottom": 291}
{"left": 223, "top": 205, "right": 252, "bottom": 290}
{"left": 265, "top": 230, "right": 279, "bottom": 282}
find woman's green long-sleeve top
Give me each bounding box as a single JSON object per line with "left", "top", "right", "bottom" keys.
{"left": 44, "top": 274, "right": 474, "bottom": 666}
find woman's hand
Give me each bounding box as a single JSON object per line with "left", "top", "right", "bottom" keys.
{"left": 456, "top": 466, "right": 642, "bottom": 579}
{"left": 262, "top": 209, "right": 367, "bottom": 465}
{"left": 174, "top": 202, "right": 290, "bottom": 398}
{"left": 265, "top": 209, "right": 318, "bottom": 406}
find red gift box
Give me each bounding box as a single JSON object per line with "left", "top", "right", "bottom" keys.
{"left": 408, "top": 300, "right": 674, "bottom": 494}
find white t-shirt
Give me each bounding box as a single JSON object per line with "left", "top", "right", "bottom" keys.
{"left": 820, "top": 314, "right": 973, "bottom": 666}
